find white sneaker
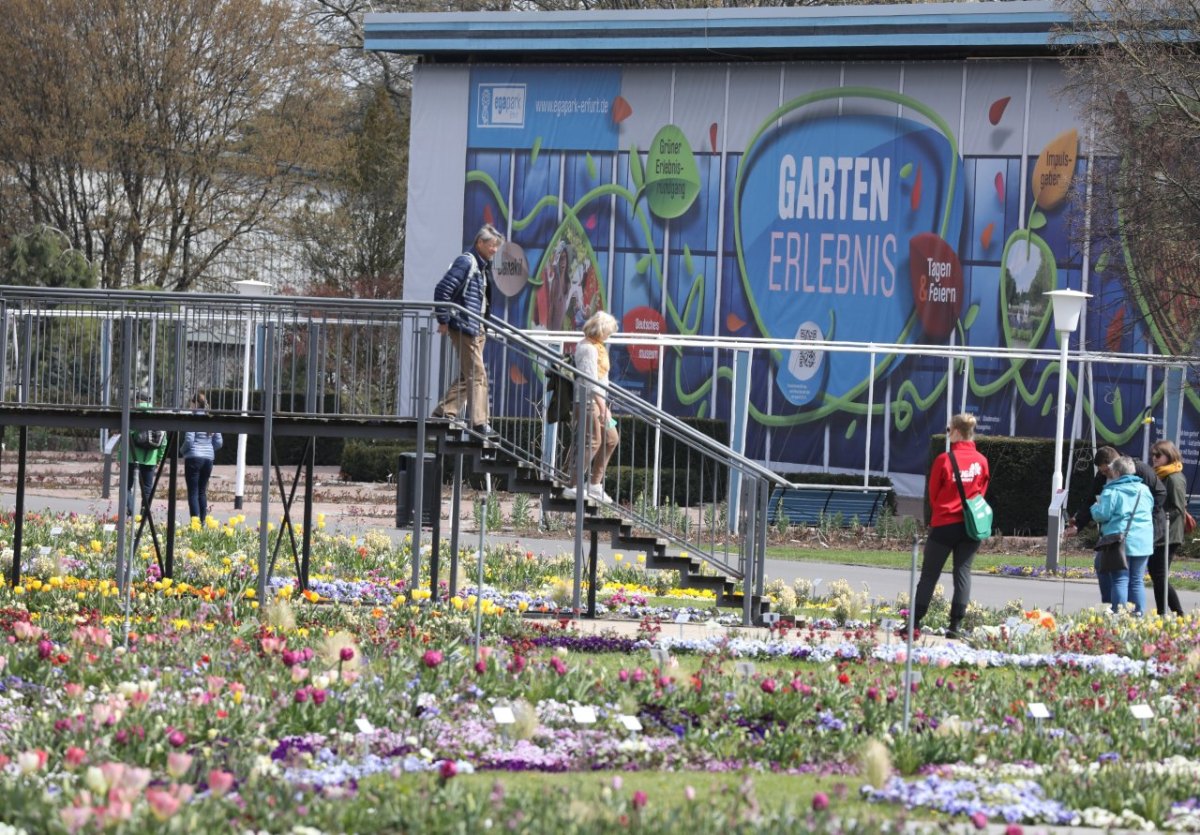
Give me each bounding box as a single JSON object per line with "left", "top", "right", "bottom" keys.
{"left": 588, "top": 483, "right": 613, "bottom": 503}
{"left": 561, "top": 487, "right": 578, "bottom": 500}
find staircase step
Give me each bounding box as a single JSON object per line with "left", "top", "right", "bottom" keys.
{"left": 433, "top": 439, "right": 769, "bottom": 622}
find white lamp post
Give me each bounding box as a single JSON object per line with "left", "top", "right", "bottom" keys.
{"left": 1045, "top": 289, "right": 1091, "bottom": 570}
{"left": 233, "top": 279, "right": 273, "bottom": 510}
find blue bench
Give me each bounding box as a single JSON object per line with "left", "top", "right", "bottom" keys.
{"left": 767, "top": 484, "right": 891, "bottom": 528}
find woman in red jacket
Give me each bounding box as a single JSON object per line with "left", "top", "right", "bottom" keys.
{"left": 910, "top": 412, "right": 990, "bottom": 640}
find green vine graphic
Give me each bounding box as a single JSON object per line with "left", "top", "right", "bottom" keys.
{"left": 466, "top": 87, "right": 1173, "bottom": 444}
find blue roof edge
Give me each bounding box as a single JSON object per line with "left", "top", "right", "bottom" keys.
{"left": 364, "top": 1, "right": 1083, "bottom": 60}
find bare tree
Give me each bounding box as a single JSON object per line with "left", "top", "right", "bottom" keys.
{"left": 0, "top": 0, "right": 347, "bottom": 291}
{"left": 1057, "top": 0, "right": 1200, "bottom": 356}
{"left": 293, "top": 85, "right": 408, "bottom": 298}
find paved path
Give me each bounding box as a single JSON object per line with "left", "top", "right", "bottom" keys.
{"left": 5, "top": 484, "right": 1199, "bottom": 620}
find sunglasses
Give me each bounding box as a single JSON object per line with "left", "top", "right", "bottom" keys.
{"left": 1152, "top": 451, "right": 1166, "bottom": 458}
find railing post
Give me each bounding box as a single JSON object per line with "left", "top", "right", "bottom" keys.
{"left": 234, "top": 302, "right": 255, "bottom": 510}
{"left": 256, "top": 322, "right": 276, "bottom": 604}
{"left": 541, "top": 341, "right": 562, "bottom": 479}
{"left": 571, "top": 373, "right": 589, "bottom": 614}
{"left": 300, "top": 321, "right": 321, "bottom": 591}
{"left": 115, "top": 317, "right": 134, "bottom": 595}
{"left": 756, "top": 477, "right": 769, "bottom": 598}
{"left": 742, "top": 475, "right": 756, "bottom": 627}
{"left": 10, "top": 315, "right": 32, "bottom": 588}
{"left": 727, "top": 349, "right": 752, "bottom": 532}
{"left": 100, "top": 319, "right": 113, "bottom": 499}
{"left": 865, "top": 349, "right": 876, "bottom": 488}
{"left": 411, "top": 321, "right": 432, "bottom": 593}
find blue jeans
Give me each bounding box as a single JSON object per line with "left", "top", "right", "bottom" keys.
{"left": 1099, "top": 553, "right": 1150, "bottom": 614}
{"left": 184, "top": 457, "right": 214, "bottom": 521}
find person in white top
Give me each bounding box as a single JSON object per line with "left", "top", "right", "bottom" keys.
{"left": 561, "top": 310, "right": 620, "bottom": 503}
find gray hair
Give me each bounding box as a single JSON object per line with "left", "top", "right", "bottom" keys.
{"left": 475, "top": 224, "right": 503, "bottom": 245}
{"left": 1110, "top": 456, "right": 1136, "bottom": 477}
{"left": 582, "top": 310, "right": 618, "bottom": 340}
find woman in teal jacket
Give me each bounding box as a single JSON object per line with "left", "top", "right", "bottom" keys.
{"left": 1090, "top": 455, "right": 1154, "bottom": 614}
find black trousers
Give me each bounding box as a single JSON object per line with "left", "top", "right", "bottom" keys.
{"left": 1148, "top": 542, "right": 1184, "bottom": 616}
{"left": 914, "top": 522, "right": 982, "bottom": 628}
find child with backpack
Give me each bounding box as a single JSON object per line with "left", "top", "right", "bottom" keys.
{"left": 126, "top": 391, "right": 168, "bottom": 518}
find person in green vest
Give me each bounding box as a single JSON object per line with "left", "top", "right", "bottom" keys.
{"left": 125, "top": 391, "right": 168, "bottom": 517}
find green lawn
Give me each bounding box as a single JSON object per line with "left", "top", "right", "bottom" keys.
{"left": 447, "top": 770, "right": 881, "bottom": 820}
{"left": 765, "top": 544, "right": 1200, "bottom": 591}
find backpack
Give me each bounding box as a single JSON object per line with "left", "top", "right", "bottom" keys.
{"left": 546, "top": 352, "right": 575, "bottom": 424}
{"left": 134, "top": 429, "right": 165, "bottom": 450}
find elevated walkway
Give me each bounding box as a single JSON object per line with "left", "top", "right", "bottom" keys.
{"left": 0, "top": 287, "right": 782, "bottom": 622}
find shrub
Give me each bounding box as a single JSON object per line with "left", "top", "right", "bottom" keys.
{"left": 924, "top": 434, "right": 1092, "bottom": 536}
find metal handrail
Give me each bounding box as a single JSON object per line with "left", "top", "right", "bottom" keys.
{"left": 0, "top": 286, "right": 776, "bottom": 618}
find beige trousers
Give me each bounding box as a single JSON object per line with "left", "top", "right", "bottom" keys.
{"left": 437, "top": 329, "right": 488, "bottom": 426}
{"left": 565, "top": 401, "right": 619, "bottom": 486}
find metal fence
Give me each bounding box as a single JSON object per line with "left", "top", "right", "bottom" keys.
{"left": 0, "top": 286, "right": 782, "bottom": 622}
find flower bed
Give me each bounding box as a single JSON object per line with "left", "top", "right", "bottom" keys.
{"left": 1, "top": 512, "right": 1200, "bottom": 833}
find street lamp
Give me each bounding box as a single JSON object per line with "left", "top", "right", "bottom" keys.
{"left": 1045, "top": 288, "right": 1091, "bottom": 570}
{"left": 233, "top": 279, "right": 273, "bottom": 510}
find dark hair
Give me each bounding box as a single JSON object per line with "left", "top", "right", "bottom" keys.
{"left": 192, "top": 391, "right": 208, "bottom": 409}
{"left": 1094, "top": 446, "right": 1119, "bottom": 467}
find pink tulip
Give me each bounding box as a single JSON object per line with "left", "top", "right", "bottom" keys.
{"left": 208, "top": 769, "right": 235, "bottom": 797}
{"left": 166, "top": 751, "right": 192, "bottom": 778}
{"left": 632, "top": 790, "right": 648, "bottom": 810}
{"left": 63, "top": 747, "right": 88, "bottom": 770}
{"left": 422, "top": 650, "right": 444, "bottom": 668}
{"left": 145, "top": 787, "right": 180, "bottom": 821}
{"left": 812, "top": 792, "right": 829, "bottom": 811}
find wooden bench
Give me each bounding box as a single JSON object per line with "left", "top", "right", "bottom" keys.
{"left": 767, "top": 484, "right": 891, "bottom": 528}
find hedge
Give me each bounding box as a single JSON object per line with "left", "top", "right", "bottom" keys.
{"left": 924, "top": 434, "right": 1094, "bottom": 536}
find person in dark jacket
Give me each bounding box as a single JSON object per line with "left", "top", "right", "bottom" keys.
{"left": 432, "top": 224, "right": 503, "bottom": 437}
{"left": 910, "top": 412, "right": 990, "bottom": 639}
{"left": 123, "top": 391, "right": 168, "bottom": 518}
{"left": 180, "top": 392, "right": 223, "bottom": 523}
{"left": 1066, "top": 446, "right": 1166, "bottom": 555}
{"left": 1149, "top": 439, "right": 1186, "bottom": 616}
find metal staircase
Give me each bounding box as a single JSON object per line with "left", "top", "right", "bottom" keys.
{"left": 0, "top": 287, "right": 783, "bottom": 623}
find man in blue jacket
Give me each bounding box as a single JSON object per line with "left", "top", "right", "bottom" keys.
{"left": 432, "top": 224, "right": 502, "bottom": 437}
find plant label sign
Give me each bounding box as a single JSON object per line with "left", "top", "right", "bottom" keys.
{"left": 649, "top": 648, "right": 669, "bottom": 667}
{"left": 103, "top": 524, "right": 116, "bottom": 533}
{"left": 572, "top": 705, "right": 597, "bottom": 725}
{"left": 50, "top": 526, "right": 63, "bottom": 536}
{"left": 1028, "top": 703, "right": 1050, "bottom": 719}
{"left": 493, "top": 706, "right": 516, "bottom": 725}
{"left": 619, "top": 715, "right": 642, "bottom": 732}
{"left": 1130, "top": 704, "right": 1154, "bottom": 720}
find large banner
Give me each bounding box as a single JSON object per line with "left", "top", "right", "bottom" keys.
{"left": 422, "top": 60, "right": 1194, "bottom": 489}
